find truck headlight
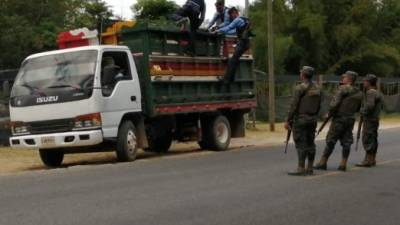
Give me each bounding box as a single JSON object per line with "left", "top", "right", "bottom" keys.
{"left": 10, "top": 121, "right": 30, "bottom": 135}
{"left": 73, "top": 113, "right": 102, "bottom": 130}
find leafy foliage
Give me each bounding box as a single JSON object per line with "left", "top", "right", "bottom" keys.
{"left": 250, "top": 0, "right": 400, "bottom": 76}
{"left": 3, "top": 0, "right": 400, "bottom": 78}
{"left": 0, "top": 0, "right": 113, "bottom": 69}
{"left": 132, "top": 0, "right": 178, "bottom": 20}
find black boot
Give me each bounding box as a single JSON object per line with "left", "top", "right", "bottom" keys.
{"left": 371, "top": 153, "right": 377, "bottom": 167}
{"left": 314, "top": 156, "right": 328, "bottom": 170}
{"left": 338, "top": 158, "right": 348, "bottom": 171}
{"left": 356, "top": 153, "right": 373, "bottom": 167}
{"left": 306, "top": 153, "right": 315, "bottom": 175}
{"left": 288, "top": 161, "right": 306, "bottom": 176}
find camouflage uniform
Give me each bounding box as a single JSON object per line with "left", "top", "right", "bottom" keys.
{"left": 315, "top": 84, "right": 362, "bottom": 171}
{"left": 287, "top": 80, "right": 322, "bottom": 175}
{"left": 357, "top": 88, "right": 383, "bottom": 166}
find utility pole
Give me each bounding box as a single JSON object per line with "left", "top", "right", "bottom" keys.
{"left": 267, "top": 0, "right": 275, "bottom": 132}
{"left": 245, "top": 0, "right": 250, "bottom": 17}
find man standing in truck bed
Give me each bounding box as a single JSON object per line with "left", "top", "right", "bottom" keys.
{"left": 285, "top": 66, "right": 322, "bottom": 176}
{"left": 314, "top": 71, "right": 363, "bottom": 171}
{"left": 216, "top": 7, "right": 252, "bottom": 83}
{"left": 170, "top": 0, "right": 206, "bottom": 55}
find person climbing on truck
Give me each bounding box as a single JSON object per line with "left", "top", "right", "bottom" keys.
{"left": 215, "top": 7, "right": 252, "bottom": 83}
{"left": 207, "top": 0, "right": 231, "bottom": 32}
{"left": 170, "top": 0, "right": 206, "bottom": 56}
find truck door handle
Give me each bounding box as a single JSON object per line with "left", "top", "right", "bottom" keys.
{"left": 130, "top": 96, "right": 137, "bottom": 102}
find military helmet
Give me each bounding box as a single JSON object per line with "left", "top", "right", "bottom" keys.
{"left": 363, "top": 74, "right": 378, "bottom": 86}
{"left": 343, "top": 71, "right": 358, "bottom": 83}
{"left": 300, "top": 66, "right": 315, "bottom": 79}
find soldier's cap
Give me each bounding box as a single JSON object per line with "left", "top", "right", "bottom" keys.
{"left": 342, "top": 71, "right": 358, "bottom": 82}
{"left": 215, "top": 0, "right": 225, "bottom": 6}
{"left": 363, "top": 74, "right": 378, "bottom": 83}
{"left": 300, "top": 66, "right": 315, "bottom": 78}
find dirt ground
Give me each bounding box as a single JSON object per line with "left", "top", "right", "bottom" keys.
{"left": 1, "top": 116, "right": 400, "bottom": 175}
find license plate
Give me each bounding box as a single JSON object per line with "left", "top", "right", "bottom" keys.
{"left": 41, "top": 136, "right": 55, "bottom": 146}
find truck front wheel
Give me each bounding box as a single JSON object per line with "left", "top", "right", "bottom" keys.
{"left": 39, "top": 149, "right": 64, "bottom": 168}
{"left": 116, "top": 121, "right": 138, "bottom": 162}
{"left": 202, "top": 115, "right": 231, "bottom": 151}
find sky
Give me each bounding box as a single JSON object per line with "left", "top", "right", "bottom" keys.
{"left": 104, "top": 0, "right": 254, "bottom": 20}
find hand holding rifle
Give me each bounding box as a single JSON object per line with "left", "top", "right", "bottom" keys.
{"left": 284, "top": 121, "right": 293, "bottom": 154}
{"left": 316, "top": 112, "right": 332, "bottom": 137}
{"left": 355, "top": 115, "right": 363, "bottom": 152}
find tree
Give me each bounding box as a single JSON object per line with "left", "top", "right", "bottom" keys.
{"left": 0, "top": 0, "right": 113, "bottom": 69}
{"left": 249, "top": 0, "right": 400, "bottom": 77}
{"left": 64, "top": 0, "right": 114, "bottom": 29}
{"left": 132, "top": 0, "right": 178, "bottom": 20}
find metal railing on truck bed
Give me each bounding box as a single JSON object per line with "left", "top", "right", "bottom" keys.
{"left": 120, "top": 22, "right": 256, "bottom": 117}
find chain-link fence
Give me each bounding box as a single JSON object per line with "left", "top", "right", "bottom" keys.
{"left": 254, "top": 71, "right": 400, "bottom": 122}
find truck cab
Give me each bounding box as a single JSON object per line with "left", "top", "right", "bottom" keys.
{"left": 10, "top": 45, "right": 145, "bottom": 166}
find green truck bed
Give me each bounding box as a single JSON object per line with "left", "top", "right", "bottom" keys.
{"left": 120, "top": 23, "right": 256, "bottom": 117}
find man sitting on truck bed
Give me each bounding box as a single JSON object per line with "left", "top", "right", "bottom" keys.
{"left": 215, "top": 7, "right": 252, "bottom": 83}
{"left": 170, "top": 0, "right": 206, "bottom": 56}
{"left": 207, "top": 0, "right": 231, "bottom": 32}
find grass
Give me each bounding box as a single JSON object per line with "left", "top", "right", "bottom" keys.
{"left": 381, "top": 113, "right": 400, "bottom": 123}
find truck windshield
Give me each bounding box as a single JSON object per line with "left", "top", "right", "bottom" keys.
{"left": 10, "top": 50, "right": 98, "bottom": 107}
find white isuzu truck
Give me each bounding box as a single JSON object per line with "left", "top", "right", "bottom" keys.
{"left": 9, "top": 27, "right": 256, "bottom": 167}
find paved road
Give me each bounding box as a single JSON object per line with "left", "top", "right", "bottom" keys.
{"left": 1, "top": 128, "right": 400, "bottom": 225}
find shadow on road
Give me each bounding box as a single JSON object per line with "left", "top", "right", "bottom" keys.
{"left": 21, "top": 147, "right": 213, "bottom": 172}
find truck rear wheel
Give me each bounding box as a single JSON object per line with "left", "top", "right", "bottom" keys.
{"left": 116, "top": 121, "right": 138, "bottom": 162}
{"left": 39, "top": 149, "right": 64, "bottom": 168}
{"left": 202, "top": 115, "right": 231, "bottom": 151}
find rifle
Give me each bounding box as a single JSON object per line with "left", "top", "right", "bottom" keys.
{"left": 316, "top": 113, "right": 333, "bottom": 136}
{"left": 284, "top": 121, "right": 292, "bottom": 154}
{"left": 355, "top": 116, "right": 363, "bottom": 152}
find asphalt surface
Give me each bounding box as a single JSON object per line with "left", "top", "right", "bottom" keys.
{"left": 1, "top": 128, "right": 400, "bottom": 225}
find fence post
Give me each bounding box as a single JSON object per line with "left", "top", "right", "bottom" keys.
{"left": 377, "top": 78, "right": 381, "bottom": 92}
{"left": 318, "top": 74, "right": 323, "bottom": 86}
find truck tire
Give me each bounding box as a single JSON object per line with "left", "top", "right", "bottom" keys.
{"left": 39, "top": 149, "right": 64, "bottom": 168}
{"left": 203, "top": 115, "right": 231, "bottom": 151}
{"left": 116, "top": 120, "right": 138, "bottom": 162}
{"left": 146, "top": 132, "right": 172, "bottom": 153}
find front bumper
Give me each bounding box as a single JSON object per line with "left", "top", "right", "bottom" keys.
{"left": 9, "top": 130, "right": 103, "bottom": 149}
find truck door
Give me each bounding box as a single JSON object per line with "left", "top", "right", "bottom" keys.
{"left": 100, "top": 50, "right": 141, "bottom": 138}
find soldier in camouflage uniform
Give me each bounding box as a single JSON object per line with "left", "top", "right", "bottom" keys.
{"left": 314, "top": 71, "right": 363, "bottom": 171}
{"left": 285, "top": 66, "right": 322, "bottom": 176}
{"left": 356, "top": 74, "right": 384, "bottom": 167}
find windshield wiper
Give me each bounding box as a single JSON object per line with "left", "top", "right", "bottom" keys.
{"left": 47, "top": 84, "right": 82, "bottom": 90}
{"left": 21, "top": 83, "right": 37, "bottom": 90}
{"left": 20, "top": 83, "right": 46, "bottom": 96}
